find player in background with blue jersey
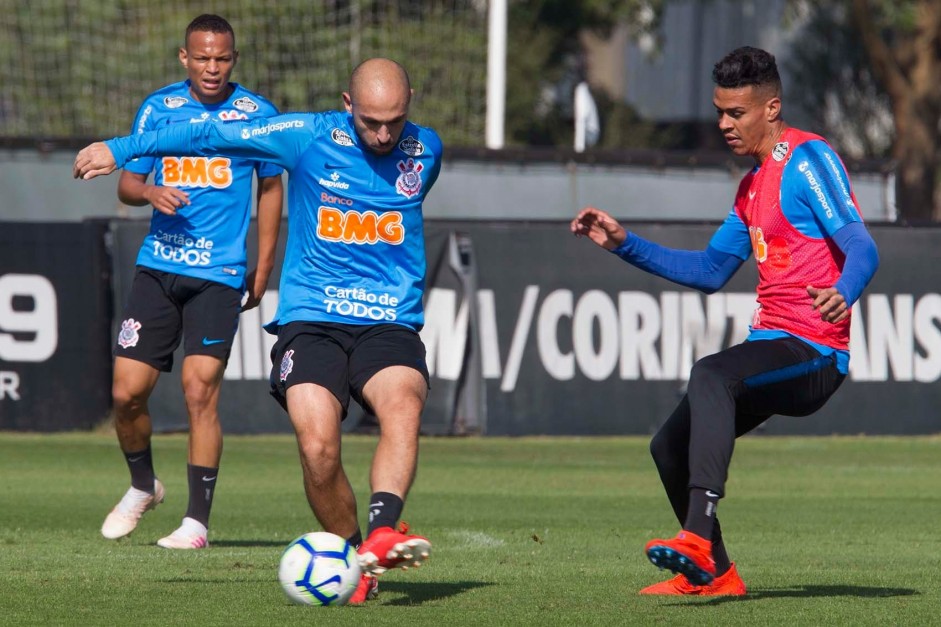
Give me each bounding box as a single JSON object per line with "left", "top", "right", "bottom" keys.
{"left": 98, "top": 14, "right": 284, "bottom": 550}
{"left": 571, "top": 47, "right": 879, "bottom": 595}
{"left": 75, "top": 58, "right": 440, "bottom": 604}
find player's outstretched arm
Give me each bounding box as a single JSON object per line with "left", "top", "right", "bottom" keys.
{"left": 73, "top": 142, "right": 117, "bottom": 180}
{"left": 571, "top": 206, "right": 627, "bottom": 250}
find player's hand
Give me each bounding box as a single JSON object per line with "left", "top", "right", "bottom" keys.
{"left": 145, "top": 186, "right": 190, "bottom": 216}
{"left": 807, "top": 285, "right": 848, "bottom": 323}
{"left": 241, "top": 268, "right": 268, "bottom": 312}
{"left": 570, "top": 206, "right": 627, "bottom": 251}
{"left": 73, "top": 142, "right": 118, "bottom": 180}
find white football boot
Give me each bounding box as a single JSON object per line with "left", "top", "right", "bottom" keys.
{"left": 101, "top": 479, "right": 165, "bottom": 539}
{"left": 157, "top": 517, "right": 209, "bottom": 549}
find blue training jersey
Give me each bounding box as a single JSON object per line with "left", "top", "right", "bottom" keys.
{"left": 126, "top": 80, "right": 283, "bottom": 290}
{"left": 107, "top": 111, "right": 443, "bottom": 332}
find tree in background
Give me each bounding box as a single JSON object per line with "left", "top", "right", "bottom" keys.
{"left": 847, "top": 0, "right": 941, "bottom": 222}
{"left": 504, "top": 0, "right": 674, "bottom": 149}
{"left": 786, "top": 0, "right": 941, "bottom": 222}
{"left": 537, "top": 0, "right": 940, "bottom": 222}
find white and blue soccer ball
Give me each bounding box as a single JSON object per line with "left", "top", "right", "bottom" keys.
{"left": 278, "top": 532, "right": 362, "bottom": 606}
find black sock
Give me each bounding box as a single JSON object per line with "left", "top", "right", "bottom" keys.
{"left": 184, "top": 464, "right": 218, "bottom": 527}
{"left": 347, "top": 529, "right": 363, "bottom": 549}
{"left": 124, "top": 446, "right": 155, "bottom": 493}
{"left": 711, "top": 517, "right": 732, "bottom": 576}
{"left": 366, "top": 491, "right": 404, "bottom": 536}
{"left": 684, "top": 487, "right": 720, "bottom": 540}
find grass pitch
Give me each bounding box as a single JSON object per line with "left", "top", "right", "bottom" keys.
{"left": 0, "top": 433, "right": 938, "bottom": 625}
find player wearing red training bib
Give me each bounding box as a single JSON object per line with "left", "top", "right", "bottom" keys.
{"left": 571, "top": 47, "right": 879, "bottom": 596}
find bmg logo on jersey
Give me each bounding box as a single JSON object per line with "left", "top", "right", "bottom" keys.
{"left": 317, "top": 207, "right": 404, "bottom": 245}
{"left": 161, "top": 157, "right": 233, "bottom": 189}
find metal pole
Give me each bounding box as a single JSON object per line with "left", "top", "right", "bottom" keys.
{"left": 485, "top": 0, "right": 507, "bottom": 149}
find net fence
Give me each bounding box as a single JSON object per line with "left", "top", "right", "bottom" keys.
{"left": 0, "top": 0, "right": 488, "bottom": 146}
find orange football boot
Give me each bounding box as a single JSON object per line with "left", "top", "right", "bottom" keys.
{"left": 639, "top": 562, "right": 746, "bottom": 596}
{"left": 348, "top": 573, "right": 379, "bottom": 604}
{"left": 644, "top": 530, "right": 716, "bottom": 585}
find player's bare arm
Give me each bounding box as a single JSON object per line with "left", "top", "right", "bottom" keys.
{"left": 570, "top": 206, "right": 627, "bottom": 250}
{"left": 806, "top": 285, "right": 848, "bottom": 324}
{"left": 242, "top": 174, "right": 283, "bottom": 312}
{"left": 73, "top": 142, "right": 118, "bottom": 180}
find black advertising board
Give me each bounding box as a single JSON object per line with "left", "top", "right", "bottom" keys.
{"left": 0, "top": 221, "right": 112, "bottom": 430}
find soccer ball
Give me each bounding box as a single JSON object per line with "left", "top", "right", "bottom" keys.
{"left": 278, "top": 532, "right": 362, "bottom": 606}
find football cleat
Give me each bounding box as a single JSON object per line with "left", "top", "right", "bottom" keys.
{"left": 357, "top": 522, "right": 431, "bottom": 576}
{"left": 639, "top": 562, "right": 746, "bottom": 596}
{"left": 644, "top": 530, "right": 716, "bottom": 586}
{"left": 348, "top": 573, "right": 379, "bottom": 605}
{"left": 157, "top": 517, "right": 209, "bottom": 549}
{"left": 101, "top": 479, "right": 165, "bottom": 539}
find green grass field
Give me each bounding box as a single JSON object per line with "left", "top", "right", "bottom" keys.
{"left": 0, "top": 433, "right": 938, "bottom": 626}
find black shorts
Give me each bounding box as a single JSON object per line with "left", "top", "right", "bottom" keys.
{"left": 114, "top": 267, "right": 241, "bottom": 372}
{"left": 269, "top": 321, "right": 430, "bottom": 416}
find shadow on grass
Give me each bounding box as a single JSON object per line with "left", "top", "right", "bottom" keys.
{"left": 668, "top": 585, "right": 919, "bottom": 606}
{"left": 374, "top": 580, "right": 493, "bottom": 606}
{"left": 210, "top": 540, "right": 290, "bottom": 548}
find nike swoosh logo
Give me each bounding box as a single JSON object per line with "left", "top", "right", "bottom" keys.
{"left": 201, "top": 337, "right": 226, "bottom": 346}
{"left": 202, "top": 476, "right": 217, "bottom": 482}
{"left": 127, "top": 455, "right": 145, "bottom": 463}
{"left": 705, "top": 490, "right": 720, "bottom": 498}
{"left": 748, "top": 191, "right": 756, "bottom": 200}
{"left": 369, "top": 501, "right": 384, "bottom": 509}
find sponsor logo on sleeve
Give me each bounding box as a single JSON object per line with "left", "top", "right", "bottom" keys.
{"left": 395, "top": 158, "right": 424, "bottom": 198}
{"left": 240, "top": 119, "right": 304, "bottom": 139}
{"left": 331, "top": 128, "right": 354, "bottom": 146}
{"left": 135, "top": 105, "right": 154, "bottom": 135}
{"left": 771, "top": 141, "right": 789, "bottom": 161}
{"left": 164, "top": 96, "right": 188, "bottom": 109}
{"left": 398, "top": 135, "right": 424, "bottom": 156}
{"left": 233, "top": 96, "right": 259, "bottom": 113}
{"left": 797, "top": 161, "right": 834, "bottom": 219}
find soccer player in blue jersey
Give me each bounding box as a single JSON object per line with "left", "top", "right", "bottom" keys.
{"left": 571, "top": 47, "right": 878, "bottom": 596}
{"left": 75, "top": 58, "right": 439, "bottom": 603}
{"left": 97, "top": 14, "right": 284, "bottom": 550}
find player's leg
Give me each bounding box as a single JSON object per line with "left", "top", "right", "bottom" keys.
{"left": 643, "top": 396, "right": 749, "bottom": 595}
{"left": 686, "top": 338, "right": 842, "bottom": 512}
{"left": 364, "top": 365, "right": 424, "bottom": 499}
{"left": 646, "top": 338, "right": 843, "bottom": 587}
{"left": 649, "top": 395, "right": 692, "bottom": 529}
{"left": 103, "top": 268, "right": 180, "bottom": 539}
{"left": 158, "top": 278, "right": 239, "bottom": 549}
{"left": 287, "top": 382, "right": 359, "bottom": 536}
{"left": 269, "top": 323, "right": 360, "bottom": 541}
{"left": 350, "top": 325, "right": 431, "bottom": 576}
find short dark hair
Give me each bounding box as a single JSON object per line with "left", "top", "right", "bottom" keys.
{"left": 712, "top": 46, "right": 781, "bottom": 95}
{"left": 185, "top": 14, "right": 235, "bottom": 48}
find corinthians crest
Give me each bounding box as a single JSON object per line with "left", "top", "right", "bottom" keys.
{"left": 117, "top": 318, "right": 142, "bottom": 349}
{"left": 395, "top": 158, "right": 424, "bottom": 198}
